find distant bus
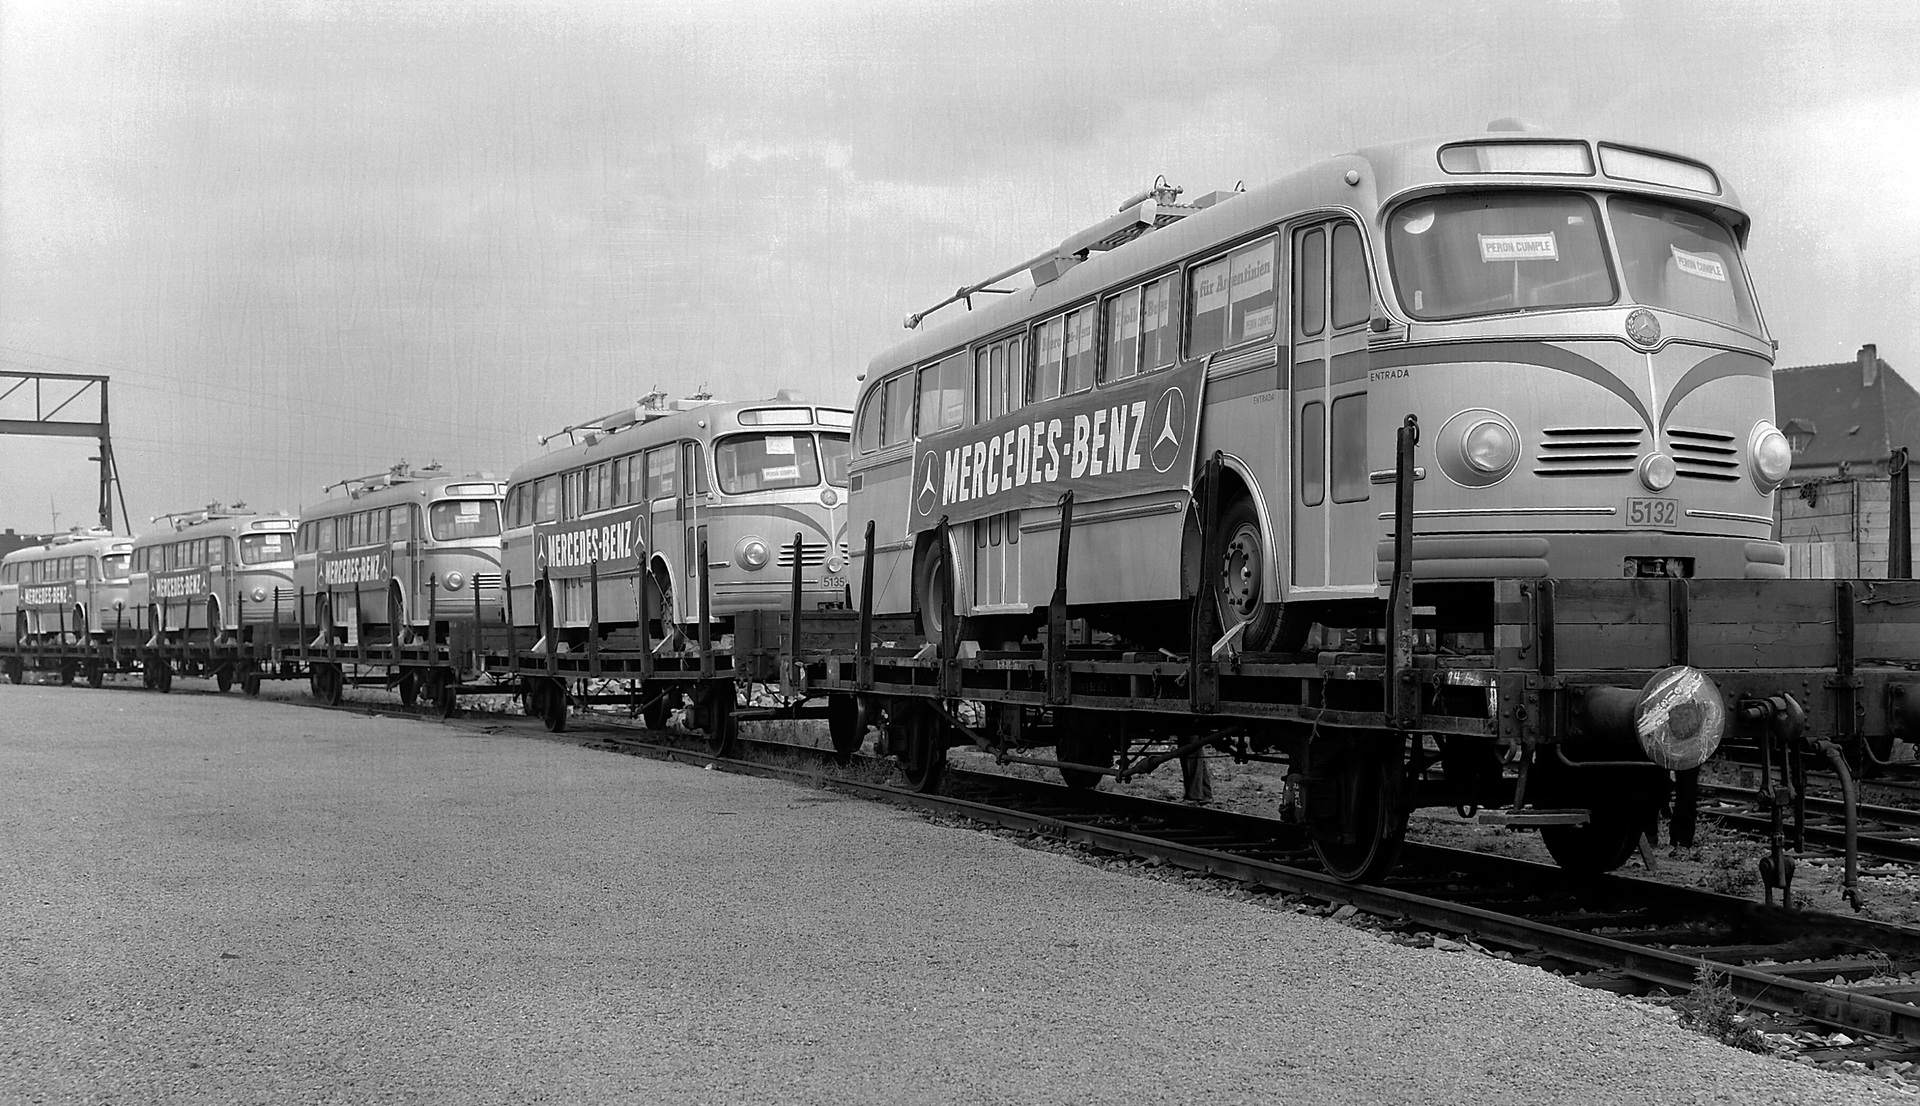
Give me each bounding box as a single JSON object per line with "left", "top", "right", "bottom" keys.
{"left": 293, "top": 466, "right": 506, "bottom": 644}
{"left": 128, "top": 507, "right": 298, "bottom": 642}
{"left": 501, "top": 392, "right": 851, "bottom": 648}
{"left": 852, "top": 132, "right": 1783, "bottom": 650}
{"left": 0, "top": 528, "right": 134, "bottom": 645}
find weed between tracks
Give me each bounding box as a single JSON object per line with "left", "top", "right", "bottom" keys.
{"left": 1671, "top": 963, "right": 1770, "bottom": 1054}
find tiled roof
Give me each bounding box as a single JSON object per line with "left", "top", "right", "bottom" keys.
{"left": 1773, "top": 358, "right": 1920, "bottom": 469}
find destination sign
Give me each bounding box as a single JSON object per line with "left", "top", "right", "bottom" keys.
{"left": 908, "top": 359, "right": 1206, "bottom": 533}
{"left": 319, "top": 550, "right": 391, "bottom": 588}
{"left": 534, "top": 504, "right": 647, "bottom": 580}
{"left": 151, "top": 569, "right": 210, "bottom": 600}
{"left": 20, "top": 582, "right": 74, "bottom": 608}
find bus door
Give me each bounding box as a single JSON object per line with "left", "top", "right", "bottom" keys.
{"left": 681, "top": 440, "right": 707, "bottom": 622}
{"left": 1289, "top": 218, "right": 1375, "bottom": 591}
{"left": 402, "top": 505, "right": 421, "bottom": 610}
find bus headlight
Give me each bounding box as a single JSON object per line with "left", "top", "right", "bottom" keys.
{"left": 444, "top": 571, "right": 466, "bottom": 591}
{"left": 737, "top": 538, "right": 770, "bottom": 571}
{"left": 250, "top": 586, "right": 268, "bottom": 603}
{"left": 1638, "top": 452, "right": 1676, "bottom": 492}
{"left": 1464, "top": 420, "right": 1520, "bottom": 474}
{"left": 1750, "top": 421, "right": 1792, "bottom": 492}
{"left": 827, "top": 553, "right": 846, "bottom": 574}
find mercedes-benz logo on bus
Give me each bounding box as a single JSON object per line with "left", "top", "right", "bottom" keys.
{"left": 1149, "top": 385, "right": 1187, "bottom": 474}
{"left": 915, "top": 450, "right": 941, "bottom": 517}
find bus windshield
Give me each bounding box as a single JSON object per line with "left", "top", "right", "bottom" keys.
{"left": 101, "top": 553, "right": 130, "bottom": 579}
{"left": 821, "top": 433, "right": 850, "bottom": 486}
{"left": 429, "top": 499, "right": 503, "bottom": 542}
{"left": 240, "top": 533, "right": 293, "bottom": 565}
{"left": 715, "top": 432, "right": 825, "bottom": 494}
{"left": 1387, "top": 191, "right": 1614, "bottom": 320}
{"left": 1607, "top": 196, "right": 1758, "bottom": 330}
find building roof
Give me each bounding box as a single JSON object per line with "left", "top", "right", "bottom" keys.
{"left": 1773, "top": 352, "right": 1920, "bottom": 470}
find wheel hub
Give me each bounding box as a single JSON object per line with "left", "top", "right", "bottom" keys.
{"left": 1220, "top": 525, "right": 1261, "bottom": 617}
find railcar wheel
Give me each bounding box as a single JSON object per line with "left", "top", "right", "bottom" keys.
{"left": 315, "top": 663, "right": 343, "bottom": 706}
{"left": 397, "top": 670, "right": 419, "bottom": 708}
{"left": 827, "top": 692, "right": 865, "bottom": 762}
{"left": 640, "top": 683, "right": 672, "bottom": 733}
{"left": 58, "top": 663, "right": 75, "bottom": 686}
{"left": 896, "top": 701, "right": 948, "bottom": 793}
{"left": 1541, "top": 803, "right": 1658, "bottom": 875}
{"left": 537, "top": 677, "right": 568, "bottom": 733}
{"left": 241, "top": 667, "right": 262, "bottom": 697}
{"left": 912, "top": 541, "right": 971, "bottom": 645}
{"left": 86, "top": 664, "right": 104, "bottom": 689}
{"left": 428, "top": 670, "right": 459, "bottom": 719}
{"left": 1053, "top": 708, "right": 1114, "bottom": 791}
{"left": 696, "top": 682, "right": 736, "bottom": 756}
{"left": 154, "top": 660, "right": 173, "bottom": 694}
{"left": 5, "top": 659, "right": 20, "bottom": 685}
{"left": 1211, "top": 497, "right": 1310, "bottom": 653}
{"left": 1306, "top": 733, "right": 1407, "bottom": 882}
{"left": 215, "top": 664, "right": 233, "bottom": 693}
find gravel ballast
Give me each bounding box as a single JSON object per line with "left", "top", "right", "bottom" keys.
{"left": 0, "top": 683, "right": 1906, "bottom": 1104}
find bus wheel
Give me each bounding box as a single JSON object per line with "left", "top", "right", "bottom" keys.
{"left": 1053, "top": 708, "right": 1114, "bottom": 791}
{"left": 397, "top": 669, "right": 419, "bottom": 707}
{"left": 1305, "top": 731, "right": 1407, "bottom": 882}
{"left": 1212, "top": 497, "right": 1309, "bottom": 653}
{"left": 73, "top": 605, "right": 89, "bottom": 641}
{"left": 215, "top": 664, "right": 234, "bottom": 693}
{"left": 696, "top": 682, "right": 735, "bottom": 756}
{"left": 154, "top": 660, "right": 174, "bottom": 694}
{"left": 827, "top": 692, "right": 865, "bottom": 762}
{"left": 206, "top": 599, "right": 222, "bottom": 644}
{"left": 537, "top": 677, "right": 568, "bottom": 733}
{"left": 912, "top": 541, "right": 970, "bottom": 644}
{"left": 896, "top": 701, "right": 947, "bottom": 793}
{"left": 649, "top": 568, "right": 684, "bottom": 650}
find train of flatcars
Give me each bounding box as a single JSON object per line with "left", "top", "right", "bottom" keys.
{"left": 6, "top": 129, "right": 1916, "bottom": 891}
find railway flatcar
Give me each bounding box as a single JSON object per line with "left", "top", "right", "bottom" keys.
{"left": 842, "top": 129, "right": 1789, "bottom": 879}
{"left": 501, "top": 391, "right": 851, "bottom": 651}
{"left": 294, "top": 465, "right": 506, "bottom": 646}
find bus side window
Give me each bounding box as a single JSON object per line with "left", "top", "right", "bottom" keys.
{"left": 534, "top": 477, "right": 560, "bottom": 524}
{"left": 1188, "top": 256, "right": 1228, "bottom": 359}
{"left": 1330, "top": 393, "right": 1369, "bottom": 502}
{"left": 647, "top": 447, "right": 677, "bottom": 500}
{"left": 1300, "top": 403, "right": 1326, "bottom": 506}
{"left": 209, "top": 539, "right": 225, "bottom": 565}
{"left": 856, "top": 382, "right": 884, "bottom": 453}
{"left": 1296, "top": 228, "right": 1327, "bottom": 337}
{"left": 394, "top": 506, "right": 414, "bottom": 542}
{"left": 1331, "top": 222, "right": 1371, "bottom": 330}
{"left": 1103, "top": 287, "right": 1140, "bottom": 383}
{"left": 1141, "top": 277, "right": 1175, "bottom": 372}
{"left": 595, "top": 462, "right": 613, "bottom": 513}
{"left": 625, "top": 454, "right": 646, "bottom": 503}
{"left": 1228, "top": 236, "right": 1278, "bottom": 344}
{"left": 611, "top": 458, "right": 627, "bottom": 507}
{"left": 684, "top": 441, "right": 708, "bottom": 496}
{"left": 918, "top": 353, "right": 966, "bottom": 433}
{"left": 1064, "top": 307, "right": 1095, "bottom": 394}
{"left": 1032, "top": 316, "right": 1064, "bottom": 402}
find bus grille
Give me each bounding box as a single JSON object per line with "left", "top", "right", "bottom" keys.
{"left": 1667, "top": 428, "right": 1741, "bottom": 482}
{"left": 470, "top": 572, "right": 505, "bottom": 592}
{"left": 776, "top": 541, "right": 847, "bottom": 568}
{"left": 1533, "top": 427, "right": 1641, "bottom": 476}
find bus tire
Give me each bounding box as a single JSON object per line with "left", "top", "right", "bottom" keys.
{"left": 390, "top": 583, "right": 413, "bottom": 646}
{"left": 912, "top": 540, "right": 971, "bottom": 645}
{"left": 1212, "top": 496, "right": 1309, "bottom": 653}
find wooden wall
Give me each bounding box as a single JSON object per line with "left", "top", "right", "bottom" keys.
{"left": 1776, "top": 476, "right": 1920, "bottom": 579}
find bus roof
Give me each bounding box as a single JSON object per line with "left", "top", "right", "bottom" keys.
{"left": 1, "top": 531, "right": 131, "bottom": 564}
{"left": 131, "top": 512, "right": 299, "bottom": 549}
{"left": 298, "top": 473, "right": 504, "bottom": 522}
{"left": 862, "top": 131, "right": 1750, "bottom": 385}
{"left": 506, "top": 395, "right": 853, "bottom": 486}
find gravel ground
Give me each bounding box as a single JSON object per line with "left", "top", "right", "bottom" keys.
{"left": 1, "top": 682, "right": 1910, "bottom": 1105}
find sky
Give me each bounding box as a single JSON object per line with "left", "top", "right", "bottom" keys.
{"left": 1, "top": 0, "right": 1916, "bottom": 534}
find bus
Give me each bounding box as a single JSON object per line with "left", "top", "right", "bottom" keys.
{"left": 0, "top": 528, "right": 134, "bottom": 647}
{"left": 293, "top": 465, "right": 506, "bottom": 645}
{"left": 501, "top": 391, "right": 852, "bottom": 649}
{"left": 129, "top": 506, "right": 298, "bottom": 644}
{"left": 851, "top": 131, "right": 1784, "bottom": 652}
